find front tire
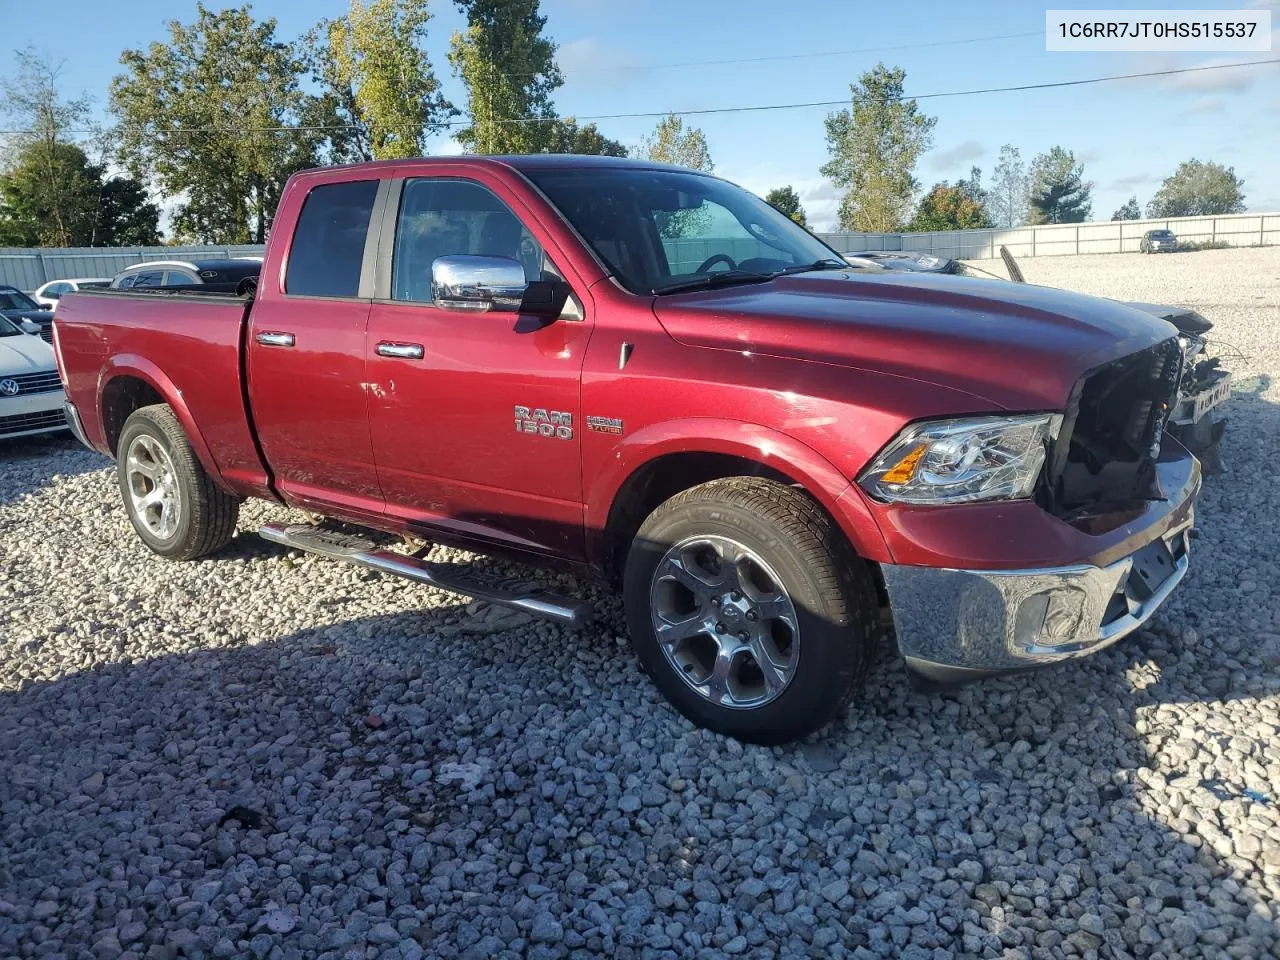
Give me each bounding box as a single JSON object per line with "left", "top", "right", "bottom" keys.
{"left": 117, "top": 404, "right": 240, "bottom": 560}
{"left": 623, "top": 478, "right": 879, "bottom": 744}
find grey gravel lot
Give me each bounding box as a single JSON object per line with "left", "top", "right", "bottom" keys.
{"left": 2, "top": 247, "right": 1279, "bottom": 959}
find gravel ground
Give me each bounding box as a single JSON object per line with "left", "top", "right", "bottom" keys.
{"left": 2, "top": 247, "right": 1279, "bottom": 959}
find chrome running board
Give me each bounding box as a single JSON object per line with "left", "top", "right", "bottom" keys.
{"left": 259, "top": 523, "right": 592, "bottom": 629}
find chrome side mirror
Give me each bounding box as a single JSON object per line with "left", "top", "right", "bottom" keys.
{"left": 19, "top": 319, "right": 41, "bottom": 335}
{"left": 431, "top": 255, "right": 528, "bottom": 313}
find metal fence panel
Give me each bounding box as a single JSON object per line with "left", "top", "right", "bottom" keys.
{"left": 0, "top": 244, "right": 266, "bottom": 290}
{"left": 3, "top": 211, "right": 1276, "bottom": 290}
{"left": 817, "top": 210, "right": 1278, "bottom": 262}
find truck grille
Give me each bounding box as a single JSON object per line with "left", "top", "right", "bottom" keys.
{"left": 38, "top": 325, "right": 53, "bottom": 343}
{"left": 1047, "top": 337, "right": 1182, "bottom": 520}
{"left": 2, "top": 371, "right": 63, "bottom": 395}
{"left": 0, "top": 408, "right": 67, "bottom": 437}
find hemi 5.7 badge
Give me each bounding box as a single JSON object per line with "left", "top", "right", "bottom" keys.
{"left": 585, "top": 416, "right": 624, "bottom": 436}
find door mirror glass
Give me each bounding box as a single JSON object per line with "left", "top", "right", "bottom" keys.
{"left": 431, "top": 255, "right": 528, "bottom": 313}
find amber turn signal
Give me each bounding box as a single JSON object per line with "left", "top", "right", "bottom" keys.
{"left": 880, "top": 444, "right": 928, "bottom": 484}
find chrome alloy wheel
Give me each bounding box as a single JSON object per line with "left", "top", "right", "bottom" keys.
{"left": 649, "top": 535, "right": 801, "bottom": 709}
{"left": 125, "top": 434, "right": 182, "bottom": 540}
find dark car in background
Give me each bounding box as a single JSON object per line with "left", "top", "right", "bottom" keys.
{"left": 0, "top": 285, "right": 56, "bottom": 342}
{"left": 111, "top": 258, "right": 263, "bottom": 295}
{"left": 1140, "top": 229, "right": 1178, "bottom": 253}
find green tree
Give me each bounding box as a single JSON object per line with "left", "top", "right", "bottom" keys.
{"left": 95, "top": 175, "right": 162, "bottom": 246}
{"left": 639, "top": 114, "right": 713, "bottom": 171}
{"left": 1146, "top": 159, "right": 1245, "bottom": 218}
{"left": 304, "top": 0, "right": 453, "bottom": 162}
{"left": 956, "top": 165, "right": 987, "bottom": 210}
{"left": 990, "top": 144, "right": 1028, "bottom": 228}
{"left": 765, "top": 186, "right": 807, "bottom": 226}
{"left": 1112, "top": 196, "right": 1142, "bottom": 221}
{"left": 0, "top": 140, "right": 159, "bottom": 247}
{"left": 0, "top": 141, "right": 98, "bottom": 246}
{"left": 541, "top": 117, "right": 627, "bottom": 156}
{"left": 908, "top": 182, "right": 993, "bottom": 231}
{"left": 0, "top": 49, "right": 97, "bottom": 246}
{"left": 111, "top": 4, "right": 324, "bottom": 243}
{"left": 449, "top": 0, "right": 562, "bottom": 154}
{"left": 820, "top": 64, "right": 936, "bottom": 232}
{"left": 1027, "top": 147, "right": 1092, "bottom": 225}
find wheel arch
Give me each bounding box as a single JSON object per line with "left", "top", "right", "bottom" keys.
{"left": 97, "top": 357, "right": 231, "bottom": 493}
{"left": 587, "top": 419, "right": 890, "bottom": 584}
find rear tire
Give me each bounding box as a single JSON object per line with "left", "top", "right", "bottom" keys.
{"left": 117, "top": 404, "right": 240, "bottom": 560}
{"left": 623, "top": 477, "right": 879, "bottom": 744}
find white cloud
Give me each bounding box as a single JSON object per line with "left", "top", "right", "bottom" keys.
{"left": 1183, "top": 95, "right": 1227, "bottom": 116}
{"left": 433, "top": 138, "right": 465, "bottom": 157}
{"left": 557, "top": 37, "right": 648, "bottom": 89}
{"left": 1119, "top": 37, "right": 1280, "bottom": 96}
{"left": 927, "top": 140, "right": 985, "bottom": 171}
{"left": 1107, "top": 172, "right": 1156, "bottom": 192}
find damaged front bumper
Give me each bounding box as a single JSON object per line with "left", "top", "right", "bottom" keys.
{"left": 881, "top": 448, "right": 1200, "bottom": 685}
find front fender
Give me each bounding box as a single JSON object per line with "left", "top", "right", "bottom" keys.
{"left": 584, "top": 417, "right": 890, "bottom": 565}
{"left": 97, "top": 355, "right": 233, "bottom": 494}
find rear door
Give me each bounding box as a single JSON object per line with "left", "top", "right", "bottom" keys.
{"left": 364, "top": 173, "right": 593, "bottom": 556}
{"left": 246, "top": 177, "right": 387, "bottom": 518}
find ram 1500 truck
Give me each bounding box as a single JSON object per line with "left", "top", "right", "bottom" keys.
{"left": 54, "top": 156, "right": 1200, "bottom": 743}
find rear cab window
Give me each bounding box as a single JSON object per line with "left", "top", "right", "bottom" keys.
{"left": 285, "top": 180, "right": 379, "bottom": 298}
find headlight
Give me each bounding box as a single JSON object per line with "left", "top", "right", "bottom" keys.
{"left": 858, "top": 414, "right": 1061, "bottom": 504}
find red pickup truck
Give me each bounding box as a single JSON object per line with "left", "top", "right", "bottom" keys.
{"left": 54, "top": 156, "right": 1199, "bottom": 743}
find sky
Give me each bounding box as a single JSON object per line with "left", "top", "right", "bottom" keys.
{"left": 2, "top": 0, "right": 1278, "bottom": 231}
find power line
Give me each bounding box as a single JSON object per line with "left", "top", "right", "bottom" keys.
{"left": 3, "top": 58, "right": 1275, "bottom": 138}
{"left": 533, "top": 29, "right": 1042, "bottom": 77}
{"left": 500, "top": 58, "right": 1280, "bottom": 124}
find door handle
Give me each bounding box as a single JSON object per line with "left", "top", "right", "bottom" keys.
{"left": 376, "top": 341, "right": 425, "bottom": 360}
{"left": 256, "top": 331, "right": 295, "bottom": 348}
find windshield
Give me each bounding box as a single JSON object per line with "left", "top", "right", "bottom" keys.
{"left": 523, "top": 167, "right": 841, "bottom": 295}
{"left": 1150, "top": 230, "right": 1174, "bottom": 238}
{"left": 0, "top": 288, "right": 40, "bottom": 311}
{"left": 0, "top": 314, "right": 20, "bottom": 337}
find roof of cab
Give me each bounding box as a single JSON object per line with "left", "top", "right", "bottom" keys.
{"left": 292, "top": 153, "right": 708, "bottom": 181}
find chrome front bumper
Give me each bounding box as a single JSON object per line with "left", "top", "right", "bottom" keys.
{"left": 882, "top": 453, "right": 1199, "bottom": 683}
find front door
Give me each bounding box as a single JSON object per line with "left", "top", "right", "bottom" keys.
{"left": 246, "top": 177, "right": 384, "bottom": 518}
{"left": 365, "top": 176, "right": 591, "bottom": 557}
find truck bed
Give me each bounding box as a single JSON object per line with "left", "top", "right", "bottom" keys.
{"left": 55, "top": 288, "right": 273, "bottom": 498}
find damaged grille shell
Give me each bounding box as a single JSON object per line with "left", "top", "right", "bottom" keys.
{"left": 1044, "top": 336, "right": 1183, "bottom": 524}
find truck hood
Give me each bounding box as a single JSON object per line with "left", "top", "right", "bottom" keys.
{"left": 0, "top": 333, "right": 57, "bottom": 373}
{"left": 653, "top": 271, "right": 1176, "bottom": 409}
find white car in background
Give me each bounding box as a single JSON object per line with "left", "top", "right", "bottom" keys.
{"left": 33, "top": 278, "right": 112, "bottom": 310}
{"left": 0, "top": 314, "right": 67, "bottom": 440}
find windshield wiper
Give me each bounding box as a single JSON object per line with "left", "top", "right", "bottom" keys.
{"left": 772, "top": 258, "right": 850, "bottom": 277}
{"left": 653, "top": 270, "right": 774, "bottom": 296}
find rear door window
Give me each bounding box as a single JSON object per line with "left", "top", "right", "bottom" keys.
{"left": 285, "top": 180, "right": 379, "bottom": 298}
{"left": 130, "top": 271, "right": 164, "bottom": 288}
